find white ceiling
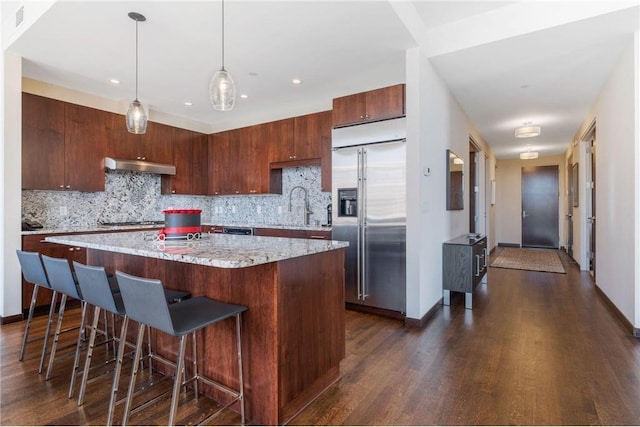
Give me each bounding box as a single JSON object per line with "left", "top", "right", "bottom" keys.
{"left": 4, "top": 1, "right": 640, "bottom": 158}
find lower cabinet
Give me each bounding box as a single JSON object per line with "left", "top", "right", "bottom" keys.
{"left": 442, "top": 234, "right": 487, "bottom": 309}
{"left": 253, "top": 228, "right": 331, "bottom": 240}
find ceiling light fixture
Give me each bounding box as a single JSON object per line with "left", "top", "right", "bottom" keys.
{"left": 520, "top": 147, "right": 539, "bottom": 160}
{"left": 515, "top": 122, "right": 541, "bottom": 138}
{"left": 292, "top": 78, "right": 302, "bottom": 85}
{"left": 125, "top": 12, "right": 147, "bottom": 134}
{"left": 209, "top": 0, "right": 236, "bottom": 111}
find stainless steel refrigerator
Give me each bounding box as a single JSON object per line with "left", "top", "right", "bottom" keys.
{"left": 331, "top": 117, "right": 406, "bottom": 313}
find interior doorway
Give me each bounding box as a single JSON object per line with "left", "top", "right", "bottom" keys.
{"left": 469, "top": 138, "right": 480, "bottom": 233}
{"left": 566, "top": 155, "right": 574, "bottom": 257}
{"left": 584, "top": 125, "right": 596, "bottom": 276}
{"left": 521, "top": 165, "right": 559, "bottom": 248}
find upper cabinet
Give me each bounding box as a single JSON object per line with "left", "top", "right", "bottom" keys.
{"left": 22, "top": 93, "right": 106, "bottom": 191}
{"left": 332, "top": 84, "right": 405, "bottom": 128}
{"left": 161, "top": 129, "right": 208, "bottom": 196}
{"left": 269, "top": 111, "right": 331, "bottom": 165}
{"left": 106, "top": 117, "right": 173, "bottom": 164}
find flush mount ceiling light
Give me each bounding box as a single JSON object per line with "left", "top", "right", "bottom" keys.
{"left": 125, "top": 12, "right": 147, "bottom": 134}
{"left": 209, "top": 0, "right": 236, "bottom": 111}
{"left": 520, "top": 147, "right": 539, "bottom": 160}
{"left": 515, "top": 122, "right": 541, "bottom": 138}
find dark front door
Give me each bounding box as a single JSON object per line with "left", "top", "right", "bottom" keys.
{"left": 522, "top": 165, "right": 559, "bottom": 248}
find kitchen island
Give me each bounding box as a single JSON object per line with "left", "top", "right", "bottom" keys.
{"left": 46, "top": 231, "right": 348, "bottom": 425}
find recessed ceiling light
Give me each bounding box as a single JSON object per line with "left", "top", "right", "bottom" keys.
{"left": 292, "top": 78, "right": 302, "bottom": 85}
{"left": 184, "top": 101, "right": 193, "bottom": 106}
{"left": 108, "top": 78, "right": 120, "bottom": 85}
{"left": 249, "top": 72, "right": 258, "bottom": 77}
{"left": 240, "top": 94, "right": 248, "bottom": 99}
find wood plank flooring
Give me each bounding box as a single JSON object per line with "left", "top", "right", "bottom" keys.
{"left": 2, "top": 249, "right": 639, "bottom": 425}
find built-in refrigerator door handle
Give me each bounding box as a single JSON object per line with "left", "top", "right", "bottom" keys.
{"left": 361, "top": 149, "right": 368, "bottom": 299}
{"left": 356, "top": 149, "right": 363, "bottom": 300}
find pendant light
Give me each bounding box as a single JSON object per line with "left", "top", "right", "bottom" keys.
{"left": 126, "top": 12, "right": 148, "bottom": 134}
{"left": 209, "top": 0, "right": 236, "bottom": 111}
{"left": 515, "top": 121, "right": 541, "bottom": 138}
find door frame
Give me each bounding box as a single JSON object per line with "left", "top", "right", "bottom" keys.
{"left": 580, "top": 121, "right": 596, "bottom": 274}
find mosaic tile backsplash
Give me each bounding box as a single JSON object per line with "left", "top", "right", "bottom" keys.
{"left": 22, "top": 166, "right": 331, "bottom": 229}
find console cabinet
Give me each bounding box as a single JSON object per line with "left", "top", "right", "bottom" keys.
{"left": 442, "top": 234, "right": 487, "bottom": 309}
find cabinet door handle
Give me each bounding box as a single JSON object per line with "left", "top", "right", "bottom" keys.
{"left": 59, "top": 184, "right": 65, "bottom": 189}
{"left": 65, "top": 185, "right": 71, "bottom": 189}
{"left": 483, "top": 248, "right": 488, "bottom": 267}
{"left": 475, "top": 255, "right": 481, "bottom": 276}
{"left": 309, "top": 235, "right": 326, "bottom": 239}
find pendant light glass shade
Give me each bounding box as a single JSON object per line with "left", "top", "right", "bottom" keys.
{"left": 126, "top": 12, "right": 147, "bottom": 134}
{"left": 126, "top": 99, "right": 147, "bottom": 134}
{"left": 210, "top": 0, "right": 236, "bottom": 111}
{"left": 210, "top": 68, "right": 236, "bottom": 111}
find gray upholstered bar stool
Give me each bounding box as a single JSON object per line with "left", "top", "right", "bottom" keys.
{"left": 115, "top": 270, "right": 247, "bottom": 426}
{"left": 41, "top": 255, "right": 90, "bottom": 382}
{"left": 16, "top": 250, "right": 58, "bottom": 372}
{"left": 71, "top": 262, "right": 131, "bottom": 426}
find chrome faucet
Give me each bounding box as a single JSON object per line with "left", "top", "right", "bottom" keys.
{"left": 288, "top": 186, "right": 312, "bottom": 226}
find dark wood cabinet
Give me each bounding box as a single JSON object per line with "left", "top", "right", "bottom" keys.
{"left": 21, "top": 234, "right": 86, "bottom": 313}
{"left": 332, "top": 84, "right": 405, "bottom": 128}
{"left": 265, "top": 118, "right": 295, "bottom": 163}
{"left": 64, "top": 103, "right": 107, "bottom": 191}
{"left": 106, "top": 116, "right": 173, "bottom": 164}
{"left": 161, "top": 129, "right": 208, "bottom": 195}
{"left": 253, "top": 227, "right": 331, "bottom": 240}
{"left": 442, "top": 234, "right": 487, "bottom": 309}
{"left": 209, "top": 126, "right": 277, "bottom": 196}
{"left": 22, "top": 93, "right": 65, "bottom": 190}
{"left": 22, "top": 93, "right": 106, "bottom": 191}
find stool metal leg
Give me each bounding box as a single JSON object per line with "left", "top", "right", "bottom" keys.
{"left": 122, "top": 323, "right": 146, "bottom": 426}
{"left": 236, "top": 313, "right": 245, "bottom": 425}
{"left": 45, "top": 293, "right": 68, "bottom": 379}
{"left": 39, "top": 290, "right": 58, "bottom": 373}
{"left": 75, "top": 305, "right": 101, "bottom": 401}
{"left": 191, "top": 331, "right": 198, "bottom": 397}
{"left": 106, "top": 315, "right": 129, "bottom": 426}
{"left": 19, "top": 284, "right": 40, "bottom": 361}
{"left": 168, "top": 335, "right": 188, "bottom": 427}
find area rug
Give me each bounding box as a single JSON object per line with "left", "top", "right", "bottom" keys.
{"left": 490, "top": 247, "right": 566, "bottom": 274}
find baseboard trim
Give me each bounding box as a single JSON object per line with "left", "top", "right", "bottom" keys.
{"left": 0, "top": 313, "right": 23, "bottom": 325}
{"left": 404, "top": 298, "right": 442, "bottom": 328}
{"left": 594, "top": 284, "right": 639, "bottom": 338}
{"left": 497, "top": 242, "right": 521, "bottom": 248}
{"left": 345, "top": 303, "right": 405, "bottom": 321}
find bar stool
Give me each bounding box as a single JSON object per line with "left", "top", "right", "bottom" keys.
{"left": 71, "top": 262, "right": 193, "bottom": 425}
{"left": 41, "top": 255, "right": 89, "bottom": 382}
{"left": 115, "top": 270, "right": 247, "bottom": 426}
{"left": 15, "top": 250, "right": 57, "bottom": 372}
{"left": 72, "top": 262, "right": 131, "bottom": 425}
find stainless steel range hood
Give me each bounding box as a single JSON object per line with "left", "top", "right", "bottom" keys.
{"left": 104, "top": 157, "right": 176, "bottom": 175}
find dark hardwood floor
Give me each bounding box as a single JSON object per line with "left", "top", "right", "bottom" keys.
{"left": 2, "top": 249, "right": 639, "bottom": 425}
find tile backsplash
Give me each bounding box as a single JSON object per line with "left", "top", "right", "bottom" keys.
{"left": 22, "top": 166, "right": 331, "bottom": 229}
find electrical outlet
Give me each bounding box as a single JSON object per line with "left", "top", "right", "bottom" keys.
{"left": 277, "top": 206, "right": 283, "bottom": 215}
{"left": 232, "top": 205, "right": 236, "bottom": 214}
{"left": 257, "top": 206, "right": 262, "bottom": 215}
{"left": 59, "top": 206, "right": 68, "bottom": 216}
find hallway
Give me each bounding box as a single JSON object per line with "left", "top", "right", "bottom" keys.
{"left": 1, "top": 250, "right": 639, "bottom": 425}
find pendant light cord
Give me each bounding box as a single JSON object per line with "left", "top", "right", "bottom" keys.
{"left": 221, "top": 0, "right": 225, "bottom": 71}
{"left": 135, "top": 18, "right": 139, "bottom": 101}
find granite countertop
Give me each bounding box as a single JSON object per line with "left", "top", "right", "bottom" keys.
{"left": 45, "top": 231, "right": 348, "bottom": 269}
{"left": 23, "top": 223, "right": 331, "bottom": 236}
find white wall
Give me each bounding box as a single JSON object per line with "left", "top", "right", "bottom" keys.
{"left": 2, "top": 51, "right": 23, "bottom": 318}
{"left": 405, "top": 47, "right": 495, "bottom": 321}
{"left": 591, "top": 38, "right": 636, "bottom": 325}
{"left": 495, "top": 155, "right": 566, "bottom": 247}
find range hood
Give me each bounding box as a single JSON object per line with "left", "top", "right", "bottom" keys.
{"left": 104, "top": 157, "right": 176, "bottom": 175}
